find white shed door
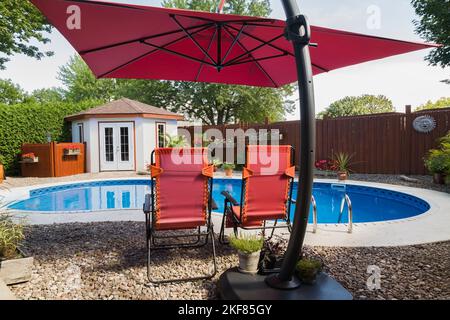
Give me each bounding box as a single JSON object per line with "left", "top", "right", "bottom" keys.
{"left": 99, "top": 122, "right": 135, "bottom": 171}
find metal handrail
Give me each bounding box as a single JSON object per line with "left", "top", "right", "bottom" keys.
{"left": 339, "top": 194, "right": 353, "bottom": 233}
{"left": 311, "top": 195, "right": 318, "bottom": 233}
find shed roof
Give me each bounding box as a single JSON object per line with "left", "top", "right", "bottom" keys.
{"left": 65, "top": 98, "right": 183, "bottom": 121}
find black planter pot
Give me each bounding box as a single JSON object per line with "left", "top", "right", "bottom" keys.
{"left": 258, "top": 251, "right": 284, "bottom": 275}
{"left": 297, "top": 270, "right": 320, "bottom": 285}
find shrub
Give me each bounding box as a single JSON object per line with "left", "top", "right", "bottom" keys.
{"left": 229, "top": 234, "right": 263, "bottom": 254}
{"left": 424, "top": 132, "right": 450, "bottom": 175}
{"left": 424, "top": 150, "right": 450, "bottom": 174}
{"left": 0, "top": 212, "right": 25, "bottom": 260}
{"left": 0, "top": 99, "right": 101, "bottom": 175}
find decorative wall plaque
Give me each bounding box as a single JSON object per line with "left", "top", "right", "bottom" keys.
{"left": 413, "top": 115, "right": 436, "bottom": 133}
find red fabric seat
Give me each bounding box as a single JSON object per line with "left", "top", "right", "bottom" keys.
{"left": 151, "top": 148, "right": 213, "bottom": 231}
{"left": 239, "top": 145, "right": 294, "bottom": 225}
{"left": 156, "top": 216, "right": 206, "bottom": 230}
{"left": 230, "top": 206, "right": 263, "bottom": 227}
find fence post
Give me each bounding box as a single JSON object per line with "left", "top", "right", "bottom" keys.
{"left": 405, "top": 105, "right": 411, "bottom": 114}
{"left": 404, "top": 105, "right": 412, "bottom": 174}
{"left": 50, "top": 141, "right": 56, "bottom": 177}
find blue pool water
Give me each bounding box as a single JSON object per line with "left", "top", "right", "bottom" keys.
{"left": 7, "top": 179, "right": 430, "bottom": 224}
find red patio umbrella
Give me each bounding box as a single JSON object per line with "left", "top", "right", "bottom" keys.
{"left": 31, "top": 0, "right": 434, "bottom": 88}
{"left": 30, "top": 0, "right": 437, "bottom": 299}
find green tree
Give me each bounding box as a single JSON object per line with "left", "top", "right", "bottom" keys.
{"left": 0, "top": 79, "right": 28, "bottom": 105}
{"left": 416, "top": 97, "right": 450, "bottom": 111}
{"left": 29, "top": 87, "right": 66, "bottom": 104}
{"left": 115, "top": 79, "right": 180, "bottom": 111}
{"left": 318, "top": 95, "right": 394, "bottom": 119}
{"left": 412, "top": 0, "right": 450, "bottom": 83}
{"left": 0, "top": 0, "right": 53, "bottom": 70}
{"left": 58, "top": 55, "right": 119, "bottom": 102}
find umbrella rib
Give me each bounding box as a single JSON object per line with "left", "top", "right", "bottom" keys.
{"left": 240, "top": 22, "right": 283, "bottom": 28}
{"left": 222, "top": 27, "right": 278, "bottom": 87}
{"left": 311, "top": 63, "right": 330, "bottom": 72}
{"left": 171, "top": 15, "right": 217, "bottom": 65}
{"left": 195, "top": 28, "right": 218, "bottom": 81}
{"left": 79, "top": 22, "right": 213, "bottom": 56}
{"left": 227, "top": 53, "right": 289, "bottom": 66}
{"left": 221, "top": 24, "right": 246, "bottom": 66}
{"left": 140, "top": 40, "right": 216, "bottom": 67}
{"left": 217, "top": 18, "right": 278, "bottom": 24}
{"left": 226, "top": 24, "right": 294, "bottom": 58}
{"left": 98, "top": 25, "right": 214, "bottom": 78}
{"left": 171, "top": 13, "right": 276, "bottom": 25}
{"left": 222, "top": 30, "right": 285, "bottom": 67}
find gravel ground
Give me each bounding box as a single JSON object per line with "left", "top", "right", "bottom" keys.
{"left": 9, "top": 222, "right": 450, "bottom": 300}
{"left": 347, "top": 174, "right": 450, "bottom": 194}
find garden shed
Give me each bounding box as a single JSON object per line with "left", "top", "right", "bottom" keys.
{"left": 65, "top": 98, "right": 183, "bottom": 173}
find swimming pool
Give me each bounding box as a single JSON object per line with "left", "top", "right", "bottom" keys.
{"left": 6, "top": 179, "right": 430, "bottom": 224}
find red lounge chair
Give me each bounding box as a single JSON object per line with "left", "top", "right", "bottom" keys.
{"left": 219, "top": 145, "right": 296, "bottom": 244}
{"left": 143, "top": 147, "right": 217, "bottom": 283}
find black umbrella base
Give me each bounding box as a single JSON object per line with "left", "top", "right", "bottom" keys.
{"left": 218, "top": 268, "right": 353, "bottom": 300}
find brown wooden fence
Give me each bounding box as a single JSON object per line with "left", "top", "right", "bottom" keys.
{"left": 179, "top": 107, "right": 450, "bottom": 175}
{"left": 21, "top": 142, "right": 85, "bottom": 178}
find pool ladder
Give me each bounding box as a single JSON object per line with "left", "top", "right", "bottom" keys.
{"left": 312, "top": 193, "right": 353, "bottom": 234}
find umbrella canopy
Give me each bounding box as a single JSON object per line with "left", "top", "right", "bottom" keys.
{"left": 31, "top": 0, "right": 436, "bottom": 88}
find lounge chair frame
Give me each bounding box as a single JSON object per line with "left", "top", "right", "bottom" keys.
{"left": 219, "top": 146, "right": 295, "bottom": 244}
{"left": 143, "top": 150, "right": 217, "bottom": 284}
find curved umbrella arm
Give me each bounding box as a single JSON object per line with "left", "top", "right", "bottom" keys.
{"left": 266, "top": 0, "right": 316, "bottom": 289}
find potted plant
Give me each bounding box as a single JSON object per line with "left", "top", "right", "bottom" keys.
{"left": 258, "top": 238, "right": 287, "bottom": 274}
{"left": 212, "top": 159, "right": 222, "bottom": 172}
{"left": 314, "top": 159, "right": 337, "bottom": 177}
{"left": 296, "top": 258, "right": 323, "bottom": 285}
{"left": 229, "top": 234, "right": 264, "bottom": 274}
{"left": 333, "top": 152, "right": 354, "bottom": 181}
{"left": 424, "top": 149, "right": 449, "bottom": 184}
{"left": 21, "top": 152, "right": 38, "bottom": 163}
{"left": 0, "top": 212, "right": 33, "bottom": 285}
{"left": 223, "top": 162, "right": 235, "bottom": 177}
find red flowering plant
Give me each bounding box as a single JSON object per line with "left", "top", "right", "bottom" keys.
{"left": 21, "top": 153, "right": 36, "bottom": 160}
{"left": 64, "top": 144, "right": 80, "bottom": 151}
{"left": 315, "top": 159, "right": 337, "bottom": 171}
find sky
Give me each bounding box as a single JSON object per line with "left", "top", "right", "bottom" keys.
{"left": 1, "top": 0, "right": 448, "bottom": 120}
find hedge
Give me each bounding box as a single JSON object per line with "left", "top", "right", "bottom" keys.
{"left": 0, "top": 100, "right": 101, "bottom": 175}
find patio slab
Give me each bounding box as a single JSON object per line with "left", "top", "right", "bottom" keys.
{"left": 0, "top": 279, "right": 16, "bottom": 300}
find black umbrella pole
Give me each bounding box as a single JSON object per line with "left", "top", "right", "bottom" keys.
{"left": 266, "top": 0, "right": 316, "bottom": 289}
